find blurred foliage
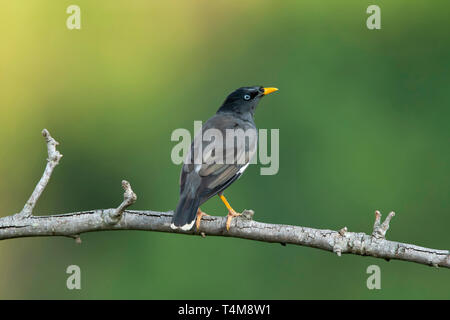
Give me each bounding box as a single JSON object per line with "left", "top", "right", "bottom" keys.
{"left": 0, "top": 0, "right": 449, "bottom": 299}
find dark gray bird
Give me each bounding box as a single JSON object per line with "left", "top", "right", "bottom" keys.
{"left": 170, "top": 86, "right": 278, "bottom": 231}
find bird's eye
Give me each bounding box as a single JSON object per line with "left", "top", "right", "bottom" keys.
{"left": 244, "top": 94, "right": 251, "bottom": 101}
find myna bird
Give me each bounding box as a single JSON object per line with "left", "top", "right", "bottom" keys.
{"left": 170, "top": 86, "right": 278, "bottom": 231}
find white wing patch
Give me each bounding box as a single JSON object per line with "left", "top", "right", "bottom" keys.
{"left": 238, "top": 163, "right": 250, "bottom": 174}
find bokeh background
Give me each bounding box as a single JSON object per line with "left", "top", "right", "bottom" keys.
{"left": 0, "top": 0, "right": 449, "bottom": 299}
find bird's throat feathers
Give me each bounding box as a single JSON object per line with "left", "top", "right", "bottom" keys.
{"left": 217, "top": 101, "right": 257, "bottom": 122}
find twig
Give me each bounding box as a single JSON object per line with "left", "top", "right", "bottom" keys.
{"left": 103, "top": 180, "right": 137, "bottom": 224}
{"left": 372, "top": 210, "right": 395, "bottom": 239}
{"left": 15, "top": 129, "right": 62, "bottom": 218}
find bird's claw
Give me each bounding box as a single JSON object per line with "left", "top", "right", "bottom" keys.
{"left": 226, "top": 211, "right": 241, "bottom": 231}
{"left": 195, "top": 209, "right": 209, "bottom": 231}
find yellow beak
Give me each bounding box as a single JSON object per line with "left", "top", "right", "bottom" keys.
{"left": 263, "top": 87, "right": 279, "bottom": 95}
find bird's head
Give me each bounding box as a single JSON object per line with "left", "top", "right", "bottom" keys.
{"left": 217, "top": 86, "right": 278, "bottom": 116}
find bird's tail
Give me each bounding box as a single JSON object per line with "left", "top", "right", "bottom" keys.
{"left": 170, "top": 194, "right": 200, "bottom": 231}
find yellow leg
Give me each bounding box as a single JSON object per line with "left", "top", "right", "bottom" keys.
{"left": 195, "top": 208, "right": 209, "bottom": 231}
{"left": 219, "top": 194, "right": 241, "bottom": 231}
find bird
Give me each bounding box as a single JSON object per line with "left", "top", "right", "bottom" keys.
{"left": 170, "top": 86, "right": 278, "bottom": 231}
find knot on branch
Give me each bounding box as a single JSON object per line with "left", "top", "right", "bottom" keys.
{"left": 339, "top": 227, "right": 348, "bottom": 236}
{"left": 42, "top": 129, "right": 63, "bottom": 164}
{"left": 104, "top": 180, "right": 137, "bottom": 225}
{"left": 372, "top": 210, "right": 395, "bottom": 240}
{"left": 333, "top": 227, "right": 349, "bottom": 256}
{"left": 66, "top": 234, "right": 82, "bottom": 244}
{"left": 241, "top": 209, "right": 254, "bottom": 220}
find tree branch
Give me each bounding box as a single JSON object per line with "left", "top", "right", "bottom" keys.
{"left": 16, "top": 129, "right": 62, "bottom": 218}
{"left": 1, "top": 129, "right": 448, "bottom": 269}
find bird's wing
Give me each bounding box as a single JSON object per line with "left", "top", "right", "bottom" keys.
{"left": 179, "top": 114, "right": 257, "bottom": 198}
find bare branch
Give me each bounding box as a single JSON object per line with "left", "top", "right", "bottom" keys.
{"left": 0, "top": 209, "right": 448, "bottom": 268}
{"left": 15, "top": 129, "right": 62, "bottom": 218}
{"left": 1, "top": 129, "right": 448, "bottom": 269}
{"left": 372, "top": 210, "right": 396, "bottom": 239}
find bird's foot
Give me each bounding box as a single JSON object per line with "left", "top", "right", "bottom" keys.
{"left": 226, "top": 210, "right": 241, "bottom": 231}
{"left": 195, "top": 208, "right": 209, "bottom": 231}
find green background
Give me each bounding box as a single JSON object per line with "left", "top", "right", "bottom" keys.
{"left": 0, "top": 1, "right": 449, "bottom": 299}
